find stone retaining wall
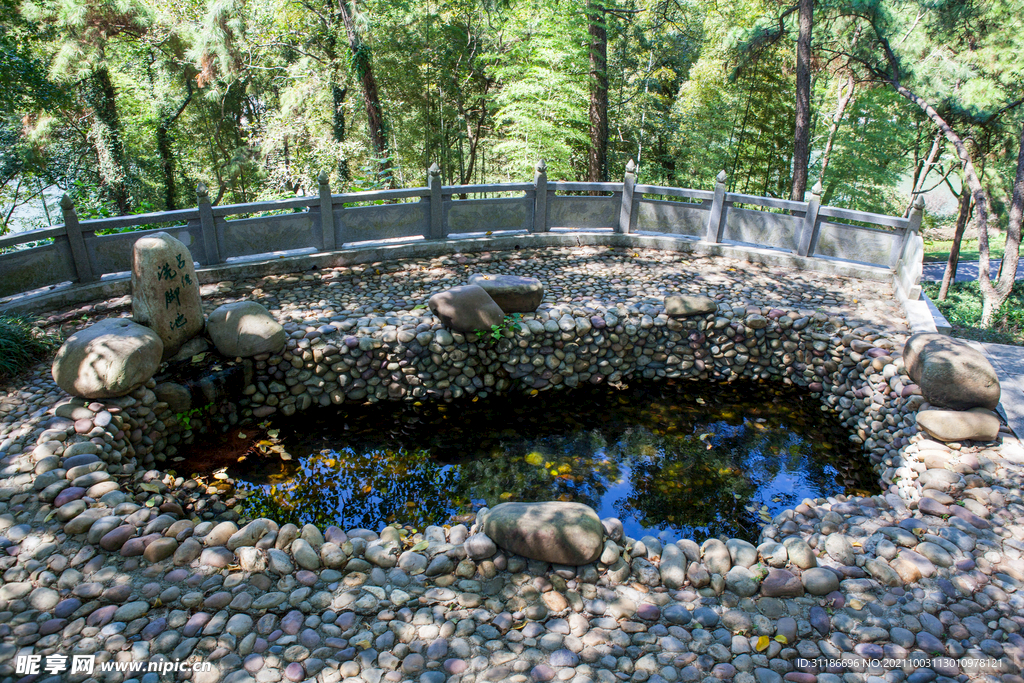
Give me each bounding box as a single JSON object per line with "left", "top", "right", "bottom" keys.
{"left": 42, "top": 292, "right": 926, "bottom": 541}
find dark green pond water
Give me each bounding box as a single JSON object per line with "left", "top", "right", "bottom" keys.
{"left": 204, "top": 379, "right": 877, "bottom": 542}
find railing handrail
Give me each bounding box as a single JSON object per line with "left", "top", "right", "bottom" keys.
{"left": 0, "top": 163, "right": 925, "bottom": 304}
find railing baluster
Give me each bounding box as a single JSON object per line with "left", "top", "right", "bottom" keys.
{"left": 319, "top": 172, "right": 336, "bottom": 252}
{"left": 197, "top": 184, "right": 220, "bottom": 265}
{"left": 617, "top": 160, "right": 637, "bottom": 234}
{"left": 60, "top": 195, "right": 95, "bottom": 283}
{"left": 428, "top": 163, "right": 444, "bottom": 240}
{"left": 705, "top": 170, "right": 728, "bottom": 243}
{"left": 533, "top": 160, "right": 548, "bottom": 233}
{"left": 797, "top": 182, "right": 822, "bottom": 257}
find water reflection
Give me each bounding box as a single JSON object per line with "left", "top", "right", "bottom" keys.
{"left": 216, "top": 379, "right": 877, "bottom": 542}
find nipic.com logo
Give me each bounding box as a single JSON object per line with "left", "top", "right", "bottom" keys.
{"left": 15, "top": 654, "right": 211, "bottom": 676}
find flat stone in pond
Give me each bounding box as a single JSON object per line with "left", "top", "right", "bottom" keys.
{"left": 468, "top": 273, "right": 544, "bottom": 313}
{"left": 477, "top": 501, "right": 604, "bottom": 565}
{"left": 428, "top": 285, "right": 505, "bottom": 333}
{"left": 664, "top": 294, "right": 718, "bottom": 317}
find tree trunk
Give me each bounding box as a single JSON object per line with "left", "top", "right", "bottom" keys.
{"left": 887, "top": 77, "right": 999, "bottom": 324}
{"left": 790, "top": 0, "right": 813, "bottom": 201}
{"left": 907, "top": 131, "right": 942, "bottom": 216}
{"left": 937, "top": 186, "right": 972, "bottom": 300}
{"left": 331, "top": 85, "right": 350, "bottom": 181}
{"left": 587, "top": 0, "right": 608, "bottom": 184}
{"left": 339, "top": 0, "right": 391, "bottom": 187}
{"left": 156, "top": 87, "right": 193, "bottom": 210}
{"left": 818, "top": 72, "right": 854, "bottom": 186}
{"left": 86, "top": 67, "right": 131, "bottom": 214}
{"left": 988, "top": 122, "right": 1024, "bottom": 315}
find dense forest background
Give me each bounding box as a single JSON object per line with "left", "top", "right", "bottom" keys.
{"left": 1, "top": 0, "right": 1021, "bottom": 235}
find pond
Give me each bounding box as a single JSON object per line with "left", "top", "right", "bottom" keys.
{"left": 187, "top": 379, "right": 878, "bottom": 543}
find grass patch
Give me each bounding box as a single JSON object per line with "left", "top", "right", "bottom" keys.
{"left": 0, "top": 315, "right": 61, "bottom": 381}
{"left": 923, "top": 233, "right": 1006, "bottom": 263}
{"left": 922, "top": 281, "right": 1024, "bottom": 347}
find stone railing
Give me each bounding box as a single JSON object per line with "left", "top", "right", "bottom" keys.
{"left": 0, "top": 161, "right": 925, "bottom": 304}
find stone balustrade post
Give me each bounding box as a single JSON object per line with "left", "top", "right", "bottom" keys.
{"left": 705, "top": 170, "right": 728, "bottom": 243}
{"left": 60, "top": 194, "right": 95, "bottom": 282}
{"left": 896, "top": 195, "right": 926, "bottom": 268}
{"left": 428, "top": 163, "right": 444, "bottom": 240}
{"left": 197, "top": 183, "right": 220, "bottom": 265}
{"left": 319, "top": 172, "right": 336, "bottom": 252}
{"left": 797, "top": 181, "right": 822, "bottom": 257}
{"left": 617, "top": 160, "right": 638, "bottom": 234}
{"left": 533, "top": 160, "right": 549, "bottom": 233}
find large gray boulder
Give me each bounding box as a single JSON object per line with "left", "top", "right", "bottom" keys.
{"left": 916, "top": 408, "right": 1001, "bottom": 442}
{"left": 428, "top": 285, "right": 505, "bottom": 333}
{"left": 52, "top": 318, "right": 163, "bottom": 399}
{"left": 468, "top": 273, "right": 544, "bottom": 313}
{"left": 207, "top": 301, "right": 286, "bottom": 358}
{"left": 664, "top": 294, "right": 718, "bottom": 317}
{"left": 477, "top": 501, "right": 604, "bottom": 566}
{"left": 131, "top": 232, "right": 204, "bottom": 360}
{"left": 903, "top": 333, "right": 999, "bottom": 410}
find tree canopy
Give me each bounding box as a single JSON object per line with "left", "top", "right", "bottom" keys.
{"left": 1, "top": 0, "right": 1021, "bottom": 242}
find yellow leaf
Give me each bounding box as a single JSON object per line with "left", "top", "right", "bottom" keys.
{"left": 756, "top": 636, "right": 769, "bottom": 652}
{"left": 774, "top": 635, "right": 788, "bottom": 644}
{"left": 411, "top": 540, "right": 429, "bottom": 552}
{"left": 851, "top": 541, "right": 862, "bottom": 547}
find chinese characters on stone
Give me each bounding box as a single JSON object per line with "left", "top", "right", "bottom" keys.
{"left": 156, "top": 253, "right": 193, "bottom": 333}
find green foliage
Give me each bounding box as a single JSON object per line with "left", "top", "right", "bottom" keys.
{"left": 0, "top": 314, "right": 59, "bottom": 380}
{"left": 922, "top": 281, "right": 1024, "bottom": 347}
{"left": 474, "top": 312, "right": 523, "bottom": 345}
{"left": 2, "top": 0, "right": 1020, "bottom": 235}
{"left": 922, "top": 233, "right": 1007, "bottom": 263}
{"left": 176, "top": 402, "right": 214, "bottom": 430}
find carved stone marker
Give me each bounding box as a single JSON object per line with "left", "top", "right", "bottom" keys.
{"left": 131, "top": 232, "right": 203, "bottom": 360}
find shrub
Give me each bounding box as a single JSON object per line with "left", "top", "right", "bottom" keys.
{"left": 0, "top": 314, "right": 60, "bottom": 381}
{"left": 922, "top": 281, "right": 1024, "bottom": 346}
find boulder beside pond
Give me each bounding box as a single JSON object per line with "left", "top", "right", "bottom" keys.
{"left": 916, "top": 408, "right": 1001, "bottom": 443}
{"left": 477, "top": 501, "right": 604, "bottom": 566}
{"left": 468, "top": 273, "right": 544, "bottom": 313}
{"left": 428, "top": 285, "right": 505, "bottom": 333}
{"left": 52, "top": 318, "right": 163, "bottom": 399}
{"left": 903, "top": 333, "right": 999, "bottom": 410}
{"left": 207, "top": 301, "right": 286, "bottom": 358}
